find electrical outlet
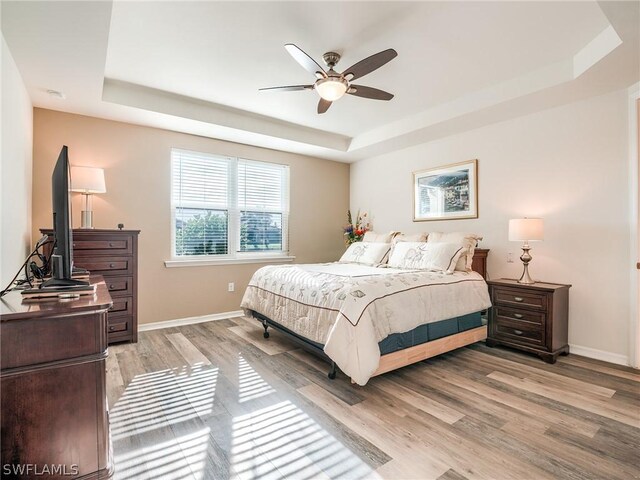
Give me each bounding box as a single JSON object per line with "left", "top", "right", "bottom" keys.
{"left": 507, "top": 252, "right": 514, "bottom": 263}
{"left": 228, "top": 282, "right": 235, "bottom": 292}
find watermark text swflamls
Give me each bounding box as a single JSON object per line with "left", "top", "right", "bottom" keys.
{"left": 3, "top": 464, "right": 79, "bottom": 476}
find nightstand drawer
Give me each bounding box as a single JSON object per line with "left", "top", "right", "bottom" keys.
{"left": 494, "top": 306, "right": 545, "bottom": 326}
{"left": 493, "top": 288, "right": 547, "bottom": 310}
{"left": 493, "top": 318, "right": 544, "bottom": 346}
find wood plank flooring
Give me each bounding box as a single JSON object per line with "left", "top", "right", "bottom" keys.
{"left": 107, "top": 317, "right": 640, "bottom": 480}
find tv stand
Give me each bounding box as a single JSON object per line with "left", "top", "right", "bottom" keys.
{"left": 1, "top": 277, "right": 114, "bottom": 478}
{"left": 40, "top": 277, "right": 90, "bottom": 289}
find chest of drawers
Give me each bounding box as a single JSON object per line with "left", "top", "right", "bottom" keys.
{"left": 486, "top": 278, "right": 570, "bottom": 363}
{"left": 42, "top": 228, "right": 139, "bottom": 344}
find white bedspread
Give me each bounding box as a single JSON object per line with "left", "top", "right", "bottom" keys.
{"left": 240, "top": 262, "right": 491, "bottom": 385}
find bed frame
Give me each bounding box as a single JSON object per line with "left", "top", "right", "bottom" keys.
{"left": 255, "top": 248, "right": 490, "bottom": 381}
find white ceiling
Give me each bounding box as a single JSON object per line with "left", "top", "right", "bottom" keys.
{"left": 2, "top": 1, "right": 639, "bottom": 162}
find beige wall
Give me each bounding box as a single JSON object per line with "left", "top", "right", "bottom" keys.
{"left": 33, "top": 108, "right": 349, "bottom": 324}
{"left": 351, "top": 89, "right": 631, "bottom": 362}
{"left": 1, "top": 32, "right": 33, "bottom": 286}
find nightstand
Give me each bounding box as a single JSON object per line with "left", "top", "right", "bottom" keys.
{"left": 486, "top": 278, "right": 571, "bottom": 363}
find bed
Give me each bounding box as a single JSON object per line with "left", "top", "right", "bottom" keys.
{"left": 241, "top": 248, "right": 491, "bottom": 386}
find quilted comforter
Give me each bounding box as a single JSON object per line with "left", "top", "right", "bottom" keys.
{"left": 241, "top": 262, "right": 491, "bottom": 385}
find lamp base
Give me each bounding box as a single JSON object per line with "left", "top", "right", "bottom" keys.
{"left": 517, "top": 265, "right": 536, "bottom": 284}
{"left": 80, "top": 210, "right": 94, "bottom": 229}
{"left": 517, "top": 243, "right": 536, "bottom": 284}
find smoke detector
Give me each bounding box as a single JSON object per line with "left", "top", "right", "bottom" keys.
{"left": 46, "top": 89, "right": 66, "bottom": 99}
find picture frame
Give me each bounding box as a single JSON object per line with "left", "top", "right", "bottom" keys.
{"left": 413, "top": 159, "right": 478, "bottom": 222}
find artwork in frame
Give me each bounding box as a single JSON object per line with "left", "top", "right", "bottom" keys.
{"left": 413, "top": 159, "right": 478, "bottom": 221}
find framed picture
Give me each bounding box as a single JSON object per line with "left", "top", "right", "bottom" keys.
{"left": 413, "top": 159, "right": 478, "bottom": 221}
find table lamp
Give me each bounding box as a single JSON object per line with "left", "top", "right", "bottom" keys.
{"left": 71, "top": 166, "right": 106, "bottom": 229}
{"left": 509, "top": 218, "right": 544, "bottom": 285}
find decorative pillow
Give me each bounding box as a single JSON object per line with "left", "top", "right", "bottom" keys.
{"left": 427, "top": 232, "right": 482, "bottom": 271}
{"left": 363, "top": 231, "right": 399, "bottom": 243}
{"left": 392, "top": 232, "right": 428, "bottom": 244}
{"left": 339, "top": 242, "right": 392, "bottom": 266}
{"left": 388, "top": 241, "right": 466, "bottom": 274}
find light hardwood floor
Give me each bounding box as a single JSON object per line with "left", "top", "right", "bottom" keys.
{"left": 107, "top": 317, "right": 640, "bottom": 480}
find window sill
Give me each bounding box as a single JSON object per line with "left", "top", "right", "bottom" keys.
{"left": 164, "top": 255, "right": 296, "bottom": 268}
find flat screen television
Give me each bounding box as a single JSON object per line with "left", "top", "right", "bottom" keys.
{"left": 41, "top": 146, "right": 89, "bottom": 288}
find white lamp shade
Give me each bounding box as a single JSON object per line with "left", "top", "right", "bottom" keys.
{"left": 71, "top": 166, "right": 106, "bottom": 194}
{"left": 509, "top": 218, "right": 544, "bottom": 242}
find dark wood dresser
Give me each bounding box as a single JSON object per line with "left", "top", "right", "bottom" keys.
{"left": 486, "top": 278, "right": 571, "bottom": 363}
{"left": 42, "top": 228, "right": 139, "bottom": 344}
{"left": 0, "top": 277, "right": 113, "bottom": 479}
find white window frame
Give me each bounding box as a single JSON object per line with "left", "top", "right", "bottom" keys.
{"left": 166, "top": 148, "right": 294, "bottom": 267}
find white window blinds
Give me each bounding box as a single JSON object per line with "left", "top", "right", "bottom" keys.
{"left": 171, "top": 149, "right": 289, "bottom": 258}
{"left": 172, "top": 149, "right": 231, "bottom": 256}
{"left": 238, "top": 159, "right": 289, "bottom": 253}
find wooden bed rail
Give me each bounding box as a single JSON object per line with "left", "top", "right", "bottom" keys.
{"left": 371, "top": 325, "right": 488, "bottom": 377}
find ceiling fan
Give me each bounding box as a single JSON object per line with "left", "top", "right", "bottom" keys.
{"left": 260, "top": 44, "right": 398, "bottom": 114}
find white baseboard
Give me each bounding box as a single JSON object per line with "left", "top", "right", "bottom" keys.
{"left": 569, "top": 344, "right": 629, "bottom": 366}
{"left": 139, "top": 310, "right": 244, "bottom": 332}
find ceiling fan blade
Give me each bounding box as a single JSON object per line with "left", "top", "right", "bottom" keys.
{"left": 259, "top": 85, "right": 314, "bottom": 92}
{"left": 317, "top": 98, "right": 332, "bottom": 114}
{"left": 285, "top": 44, "right": 327, "bottom": 78}
{"left": 342, "top": 49, "right": 398, "bottom": 81}
{"left": 347, "top": 85, "right": 394, "bottom": 101}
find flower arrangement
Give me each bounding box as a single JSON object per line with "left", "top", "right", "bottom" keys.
{"left": 343, "top": 210, "right": 371, "bottom": 245}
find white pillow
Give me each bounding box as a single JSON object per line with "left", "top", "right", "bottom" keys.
{"left": 388, "top": 241, "right": 466, "bottom": 274}
{"left": 339, "top": 242, "right": 391, "bottom": 266}
{"left": 392, "top": 232, "right": 428, "bottom": 243}
{"left": 427, "top": 232, "right": 482, "bottom": 271}
{"left": 363, "top": 231, "right": 398, "bottom": 243}
{"left": 389, "top": 232, "right": 428, "bottom": 259}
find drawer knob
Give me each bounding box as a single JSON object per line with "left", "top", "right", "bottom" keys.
{"left": 109, "top": 326, "right": 116, "bottom": 331}
{"left": 109, "top": 284, "right": 115, "bottom": 289}
{"left": 109, "top": 263, "right": 115, "bottom": 268}
{"left": 514, "top": 297, "right": 524, "bottom": 302}
{"left": 109, "top": 242, "right": 114, "bottom": 247}
{"left": 514, "top": 329, "right": 523, "bottom": 336}
{"left": 513, "top": 313, "right": 523, "bottom": 319}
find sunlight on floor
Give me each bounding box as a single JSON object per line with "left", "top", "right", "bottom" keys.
{"left": 238, "top": 354, "right": 275, "bottom": 403}
{"left": 114, "top": 427, "right": 210, "bottom": 480}
{"left": 111, "top": 363, "right": 218, "bottom": 480}
{"left": 231, "top": 400, "right": 378, "bottom": 480}
{"left": 111, "top": 364, "right": 218, "bottom": 439}
{"left": 111, "top": 351, "right": 377, "bottom": 479}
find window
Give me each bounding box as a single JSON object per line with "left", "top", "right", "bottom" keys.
{"left": 171, "top": 149, "right": 289, "bottom": 261}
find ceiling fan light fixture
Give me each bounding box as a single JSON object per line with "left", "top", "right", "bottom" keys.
{"left": 315, "top": 77, "right": 348, "bottom": 101}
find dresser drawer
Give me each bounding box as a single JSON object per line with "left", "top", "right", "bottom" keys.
{"left": 492, "top": 317, "right": 544, "bottom": 347}
{"left": 73, "top": 257, "right": 133, "bottom": 276}
{"left": 1, "top": 312, "right": 107, "bottom": 369}
{"left": 103, "top": 276, "right": 133, "bottom": 297}
{"left": 108, "top": 296, "right": 132, "bottom": 315}
{"left": 494, "top": 306, "right": 545, "bottom": 326}
{"left": 493, "top": 287, "right": 547, "bottom": 310}
{"left": 107, "top": 315, "right": 130, "bottom": 335}
{"left": 72, "top": 236, "right": 133, "bottom": 256}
